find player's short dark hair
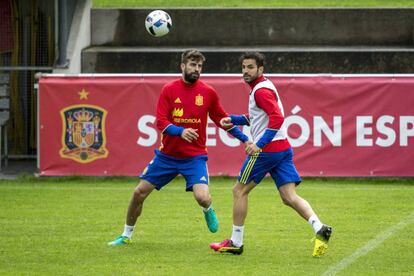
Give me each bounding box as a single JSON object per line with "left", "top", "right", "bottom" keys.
{"left": 240, "top": 52, "right": 265, "bottom": 68}
{"left": 181, "top": 49, "right": 206, "bottom": 64}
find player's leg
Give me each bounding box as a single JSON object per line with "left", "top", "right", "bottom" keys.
{"left": 278, "top": 183, "right": 332, "bottom": 256}
{"left": 181, "top": 156, "right": 219, "bottom": 233}
{"left": 271, "top": 148, "right": 321, "bottom": 227}
{"left": 273, "top": 148, "right": 332, "bottom": 256}
{"left": 108, "top": 180, "right": 155, "bottom": 246}
{"left": 278, "top": 182, "right": 314, "bottom": 220}
{"left": 126, "top": 180, "right": 155, "bottom": 226}
{"left": 209, "top": 181, "right": 257, "bottom": 254}
{"left": 232, "top": 180, "right": 257, "bottom": 225}
{"left": 211, "top": 153, "right": 264, "bottom": 254}
{"left": 278, "top": 183, "right": 331, "bottom": 239}
{"left": 192, "top": 183, "right": 211, "bottom": 208}
{"left": 193, "top": 183, "right": 219, "bottom": 233}
{"left": 108, "top": 152, "right": 178, "bottom": 246}
{"left": 231, "top": 180, "right": 257, "bottom": 244}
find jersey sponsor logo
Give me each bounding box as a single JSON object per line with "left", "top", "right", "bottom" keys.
{"left": 171, "top": 107, "right": 200, "bottom": 123}
{"left": 195, "top": 94, "right": 203, "bottom": 106}
{"left": 172, "top": 107, "right": 184, "bottom": 117}
{"left": 173, "top": 118, "right": 201, "bottom": 124}
{"left": 60, "top": 104, "right": 108, "bottom": 163}
{"left": 174, "top": 97, "right": 181, "bottom": 103}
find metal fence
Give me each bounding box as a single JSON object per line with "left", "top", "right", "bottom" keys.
{"left": 0, "top": 0, "right": 55, "bottom": 156}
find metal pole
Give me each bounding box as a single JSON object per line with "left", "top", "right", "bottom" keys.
{"left": 56, "top": 0, "right": 69, "bottom": 68}
{"left": 0, "top": 66, "right": 54, "bottom": 71}
{"left": 35, "top": 79, "right": 40, "bottom": 170}
{"left": 22, "top": 6, "right": 30, "bottom": 154}
{"left": 54, "top": 0, "right": 59, "bottom": 65}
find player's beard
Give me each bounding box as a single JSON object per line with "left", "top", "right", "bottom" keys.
{"left": 243, "top": 72, "right": 259, "bottom": 83}
{"left": 184, "top": 71, "right": 200, "bottom": 83}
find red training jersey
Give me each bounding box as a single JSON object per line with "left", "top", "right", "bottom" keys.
{"left": 156, "top": 78, "right": 229, "bottom": 158}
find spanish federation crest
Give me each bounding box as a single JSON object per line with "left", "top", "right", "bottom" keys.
{"left": 60, "top": 105, "right": 108, "bottom": 163}
{"left": 195, "top": 93, "right": 203, "bottom": 106}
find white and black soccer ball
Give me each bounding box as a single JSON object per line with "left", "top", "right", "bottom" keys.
{"left": 145, "top": 10, "right": 172, "bottom": 37}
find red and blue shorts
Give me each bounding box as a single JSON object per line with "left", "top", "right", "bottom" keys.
{"left": 140, "top": 150, "right": 209, "bottom": 191}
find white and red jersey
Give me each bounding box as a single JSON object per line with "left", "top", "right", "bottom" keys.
{"left": 248, "top": 75, "right": 291, "bottom": 152}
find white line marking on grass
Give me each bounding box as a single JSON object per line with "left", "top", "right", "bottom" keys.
{"left": 322, "top": 211, "right": 414, "bottom": 276}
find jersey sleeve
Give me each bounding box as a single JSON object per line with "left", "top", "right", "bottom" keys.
{"left": 254, "top": 88, "right": 284, "bottom": 130}
{"left": 156, "top": 85, "right": 173, "bottom": 133}
{"left": 230, "top": 114, "right": 250, "bottom": 126}
{"left": 208, "top": 89, "right": 230, "bottom": 129}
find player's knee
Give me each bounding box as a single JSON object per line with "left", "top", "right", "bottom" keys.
{"left": 133, "top": 186, "right": 149, "bottom": 202}
{"left": 132, "top": 189, "right": 143, "bottom": 201}
{"left": 281, "top": 194, "right": 295, "bottom": 207}
{"left": 232, "top": 183, "right": 246, "bottom": 199}
{"left": 195, "top": 193, "right": 211, "bottom": 206}
{"left": 232, "top": 187, "right": 241, "bottom": 199}
{"left": 282, "top": 198, "right": 292, "bottom": 207}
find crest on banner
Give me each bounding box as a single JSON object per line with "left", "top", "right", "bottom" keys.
{"left": 60, "top": 105, "right": 108, "bottom": 163}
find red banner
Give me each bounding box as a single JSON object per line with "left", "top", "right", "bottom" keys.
{"left": 38, "top": 75, "right": 414, "bottom": 176}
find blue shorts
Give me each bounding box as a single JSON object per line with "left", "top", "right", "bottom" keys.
{"left": 139, "top": 150, "right": 209, "bottom": 191}
{"left": 238, "top": 148, "right": 301, "bottom": 189}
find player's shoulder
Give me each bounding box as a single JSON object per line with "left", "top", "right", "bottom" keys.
{"left": 197, "top": 80, "right": 217, "bottom": 94}
{"left": 161, "top": 79, "right": 181, "bottom": 94}
{"left": 254, "top": 79, "right": 277, "bottom": 93}
{"left": 163, "top": 79, "right": 181, "bottom": 89}
{"left": 255, "top": 78, "right": 276, "bottom": 89}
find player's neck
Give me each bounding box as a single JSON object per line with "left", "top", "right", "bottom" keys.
{"left": 248, "top": 74, "right": 265, "bottom": 88}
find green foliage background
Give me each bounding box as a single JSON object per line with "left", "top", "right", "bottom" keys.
{"left": 93, "top": 0, "right": 414, "bottom": 7}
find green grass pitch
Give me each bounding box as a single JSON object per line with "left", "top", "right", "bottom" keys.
{"left": 0, "top": 176, "right": 413, "bottom": 275}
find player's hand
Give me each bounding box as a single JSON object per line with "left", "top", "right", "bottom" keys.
{"left": 245, "top": 142, "right": 261, "bottom": 156}
{"left": 244, "top": 140, "right": 253, "bottom": 148}
{"left": 181, "top": 128, "right": 199, "bottom": 143}
{"left": 220, "top": 117, "right": 233, "bottom": 127}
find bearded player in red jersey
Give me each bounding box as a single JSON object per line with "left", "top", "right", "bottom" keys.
{"left": 108, "top": 50, "right": 249, "bottom": 246}
{"left": 210, "top": 52, "right": 332, "bottom": 256}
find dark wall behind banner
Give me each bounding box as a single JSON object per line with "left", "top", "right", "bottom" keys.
{"left": 0, "top": 0, "right": 78, "bottom": 155}
{"left": 85, "top": 8, "right": 414, "bottom": 74}
{"left": 2, "top": 2, "right": 414, "bottom": 157}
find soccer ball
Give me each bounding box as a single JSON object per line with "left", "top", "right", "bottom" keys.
{"left": 145, "top": 10, "right": 172, "bottom": 37}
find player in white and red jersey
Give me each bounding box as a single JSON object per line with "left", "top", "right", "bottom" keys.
{"left": 210, "top": 52, "right": 332, "bottom": 257}
{"left": 108, "top": 50, "right": 249, "bottom": 246}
